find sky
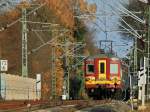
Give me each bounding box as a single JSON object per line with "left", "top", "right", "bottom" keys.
{"left": 0, "top": 0, "right": 21, "bottom": 13}
{"left": 87, "top": 0, "right": 134, "bottom": 58}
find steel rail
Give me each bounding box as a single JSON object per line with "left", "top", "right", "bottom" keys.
{"left": 0, "top": 100, "right": 113, "bottom": 112}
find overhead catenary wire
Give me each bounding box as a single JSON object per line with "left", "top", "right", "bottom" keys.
{"left": 116, "top": 1, "right": 145, "bottom": 24}
{"left": 33, "top": 31, "right": 45, "bottom": 44}
{"left": 20, "top": 20, "right": 59, "bottom": 26}
{"left": 28, "top": 30, "right": 69, "bottom": 55}
{"left": 103, "top": 0, "right": 143, "bottom": 39}
{"left": 0, "top": 3, "right": 46, "bottom": 31}
{"left": 75, "top": 0, "right": 143, "bottom": 39}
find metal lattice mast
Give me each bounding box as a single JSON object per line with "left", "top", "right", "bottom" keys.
{"left": 134, "top": 38, "right": 138, "bottom": 80}
{"left": 50, "top": 29, "right": 59, "bottom": 100}
{"left": 63, "top": 37, "right": 70, "bottom": 100}
{"left": 146, "top": 6, "right": 150, "bottom": 100}
{"left": 21, "top": 7, "right": 28, "bottom": 77}
{"left": 47, "top": 30, "right": 85, "bottom": 100}
{"left": 51, "top": 45, "right": 56, "bottom": 99}
{"left": 61, "top": 36, "right": 86, "bottom": 100}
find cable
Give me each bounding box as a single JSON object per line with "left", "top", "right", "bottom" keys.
{"left": 116, "top": 1, "right": 145, "bottom": 24}
{"left": 28, "top": 30, "right": 68, "bottom": 55}
{"left": 20, "top": 20, "right": 59, "bottom": 26}
{"left": 0, "top": 3, "right": 46, "bottom": 32}
{"left": 33, "top": 31, "right": 45, "bottom": 44}
{"left": 103, "top": 1, "right": 143, "bottom": 39}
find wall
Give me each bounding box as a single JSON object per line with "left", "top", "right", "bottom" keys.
{"left": 0, "top": 73, "right": 41, "bottom": 100}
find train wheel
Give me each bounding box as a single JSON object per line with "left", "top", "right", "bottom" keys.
{"left": 114, "top": 89, "right": 123, "bottom": 100}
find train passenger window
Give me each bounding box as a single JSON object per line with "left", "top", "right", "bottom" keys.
{"left": 87, "top": 64, "right": 94, "bottom": 74}
{"left": 110, "top": 64, "right": 118, "bottom": 74}
{"left": 100, "top": 63, "right": 105, "bottom": 74}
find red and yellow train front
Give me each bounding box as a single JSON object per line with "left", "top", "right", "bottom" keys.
{"left": 85, "top": 57, "right": 122, "bottom": 89}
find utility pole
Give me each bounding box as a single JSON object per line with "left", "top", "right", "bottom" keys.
{"left": 50, "top": 29, "right": 59, "bottom": 100}
{"left": 133, "top": 38, "right": 138, "bottom": 83}
{"left": 21, "top": 7, "right": 28, "bottom": 77}
{"left": 60, "top": 37, "right": 85, "bottom": 100}
{"left": 146, "top": 5, "right": 150, "bottom": 100}
{"left": 128, "top": 50, "right": 134, "bottom": 111}
{"left": 62, "top": 38, "right": 70, "bottom": 100}
{"left": 48, "top": 31, "right": 85, "bottom": 100}
{"left": 51, "top": 45, "right": 56, "bottom": 99}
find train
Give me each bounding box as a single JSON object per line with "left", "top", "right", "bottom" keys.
{"left": 84, "top": 54, "right": 129, "bottom": 100}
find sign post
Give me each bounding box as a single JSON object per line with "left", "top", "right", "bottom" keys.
{"left": 36, "top": 74, "right": 41, "bottom": 99}
{"left": 0, "top": 60, "right": 8, "bottom": 99}
{"left": 0, "top": 60, "right": 8, "bottom": 72}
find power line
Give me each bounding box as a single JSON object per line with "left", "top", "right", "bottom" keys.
{"left": 0, "top": 3, "right": 46, "bottom": 32}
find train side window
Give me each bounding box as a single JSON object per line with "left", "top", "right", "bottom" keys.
{"left": 100, "top": 63, "right": 105, "bottom": 74}
{"left": 110, "top": 64, "right": 118, "bottom": 74}
{"left": 87, "top": 64, "right": 94, "bottom": 74}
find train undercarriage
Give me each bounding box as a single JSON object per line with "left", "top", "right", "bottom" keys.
{"left": 86, "top": 86, "right": 130, "bottom": 100}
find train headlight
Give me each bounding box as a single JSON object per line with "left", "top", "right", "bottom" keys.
{"left": 85, "top": 77, "right": 90, "bottom": 81}
{"left": 91, "top": 77, "right": 95, "bottom": 81}
{"left": 85, "top": 76, "right": 95, "bottom": 81}
{"left": 111, "top": 77, "right": 118, "bottom": 82}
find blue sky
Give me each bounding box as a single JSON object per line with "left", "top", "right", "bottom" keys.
{"left": 87, "top": 0, "right": 133, "bottom": 58}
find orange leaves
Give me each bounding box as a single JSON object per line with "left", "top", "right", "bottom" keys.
{"left": 55, "top": 47, "right": 64, "bottom": 95}
{"left": 79, "top": 0, "right": 97, "bottom": 13}
{"left": 17, "top": 1, "right": 31, "bottom": 9}
{"left": 79, "top": 0, "right": 88, "bottom": 12}
{"left": 0, "top": 9, "right": 20, "bottom": 22}
{"left": 88, "top": 3, "right": 97, "bottom": 13}
{"left": 42, "top": 0, "right": 75, "bottom": 29}
{"left": 43, "top": 83, "right": 49, "bottom": 93}
{"left": 38, "top": 0, "right": 97, "bottom": 28}
{"left": 41, "top": 71, "right": 51, "bottom": 99}
{"left": 6, "top": 9, "right": 20, "bottom": 19}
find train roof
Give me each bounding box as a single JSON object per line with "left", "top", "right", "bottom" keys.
{"left": 86, "top": 54, "right": 120, "bottom": 59}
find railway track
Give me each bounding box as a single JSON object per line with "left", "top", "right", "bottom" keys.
{"left": 0, "top": 99, "right": 113, "bottom": 112}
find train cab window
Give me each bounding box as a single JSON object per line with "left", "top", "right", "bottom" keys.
{"left": 100, "top": 63, "right": 105, "bottom": 74}
{"left": 87, "top": 64, "right": 94, "bottom": 74}
{"left": 110, "top": 64, "right": 118, "bottom": 74}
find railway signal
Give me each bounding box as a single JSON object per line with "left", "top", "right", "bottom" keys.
{"left": 138, "top": 68, "right": 147, "bottom": 86}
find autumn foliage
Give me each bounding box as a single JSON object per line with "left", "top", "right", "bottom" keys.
{"left": 40, "top": 0, "right": 75, "bottom": 28}
{"left": 0, "top": 0, "right": 97, "bottom": 99}
{"left": 39, "top": 0, "right": 96, "bottom": 29}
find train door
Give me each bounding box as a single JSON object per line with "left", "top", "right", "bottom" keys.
{"left": 98, "top": 59, "right": 107, "bottom": 81}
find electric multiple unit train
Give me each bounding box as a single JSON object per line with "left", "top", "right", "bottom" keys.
{"left": 84, "top": 54, "right": 129, "bottom": 99}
